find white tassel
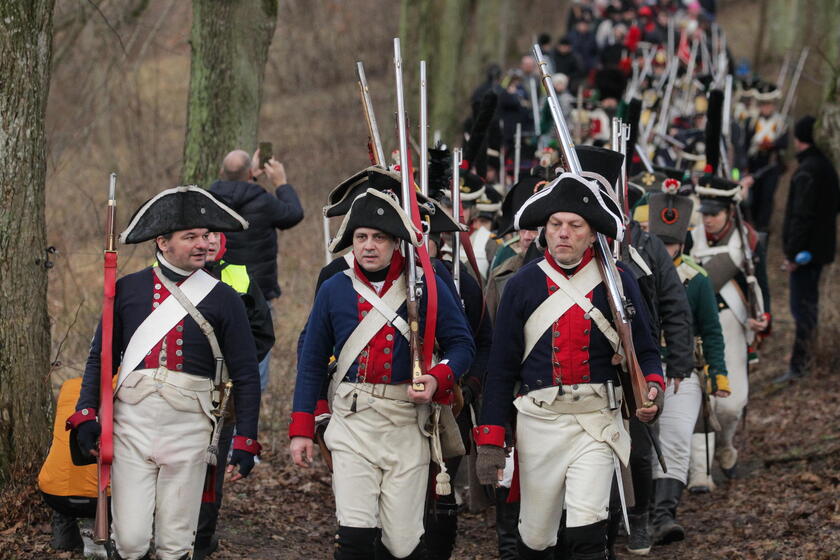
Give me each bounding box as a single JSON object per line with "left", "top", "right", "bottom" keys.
{"left": 435, "top": 471, "right": 451, "bottom": 496}
{"left": 204, "top": 445, "right": 218, "bottom": 466}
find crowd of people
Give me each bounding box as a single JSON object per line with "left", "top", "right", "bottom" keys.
{"left": 36, "top": 0, "right": 840, "bottom": 559}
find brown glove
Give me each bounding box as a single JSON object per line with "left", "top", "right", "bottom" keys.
{"left": 647, "top": 381, "right": 665, "bottom": 423}
{"left": 475, "top": 445, "right": 507, "bottom": 486}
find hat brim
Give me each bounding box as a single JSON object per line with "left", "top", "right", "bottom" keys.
{"left": 328, "top": 189, "right": 422, "bottom": 253}
{"left": 119, "top": 186, "right": 248, "bottom": 244}
{"left": 514, "top": 172, "right": 624, "bottom": 241}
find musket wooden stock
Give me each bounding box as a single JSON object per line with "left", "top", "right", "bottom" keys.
{"left": 594, "top": 251, "right": 651, "bottom": 414}
{"left": 95, "top": 173, "right": 118, "bottom": 544}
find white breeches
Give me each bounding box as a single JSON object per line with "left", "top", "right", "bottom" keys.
{"left": 515, "top": 399, "right": 619, "bottom": 551}
{"left": 111, "top": 371, "right": 214, "bottom": 560}
{"left": 653, "top": 374, "right": 701, "bottom": 484}
{"left": 325, "top": 383, "right": 430, "bottom": 558}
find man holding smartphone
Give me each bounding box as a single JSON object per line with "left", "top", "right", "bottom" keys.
{"left": 209, "top": 146, "right": 304, "bottom": 391}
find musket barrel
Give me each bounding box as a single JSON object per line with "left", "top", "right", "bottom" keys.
{"left": 452, "top": 148, "right": 462, "bottom": 295}
{"left": 356, "top": 61, "right": 386, "bottom": 166}
{"left": 513, "top": 123, "right": 522, "bottom": 184}
{"left": 419, "top": 61, "right": 429, "bottom": 197}
{"left": 106, "top": 173, "right": 117, "bottom": 252}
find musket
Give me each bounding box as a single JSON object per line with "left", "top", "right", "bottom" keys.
{"left": 419, "top": 61, "right": 429, "bottom": 197}
{"left": 574, "top": 85, "right": 584, "bottom": 144}
{"left": 656, "top": 57, "right": 679, "bottom": 139}
{"left": 357, "top": 61, "right": 386, "bottom": 167}
{"left": 707, "top": 88, "right": 763, "bottom": 320}
{"left": 95, "top": 173, "right": 118, "bottom": 544}
{"left": 513, "top": 123, "right": 522, "bottom": 184}
{"left": 394, "top": 39, "right": 426, "bottom": 391}
{"left": 529, "top": 76, "right": 541, "bottom": 137}
{"left": 776, "top": 51, "right": 792, "bottom": 91}
{"left": 452, "top": 148, "right": 463, "bottom": 295}
{"left": 611, "top": 117, "right": 623, "bottom": 257}
{"left": 533, "top": 44, "right": 651, "bottom": 415}
{"left": 498, "top": 119, "right": 506, "bottom": 188}
{"left": 781, "top": 47, "right": 809, "bottom": 124}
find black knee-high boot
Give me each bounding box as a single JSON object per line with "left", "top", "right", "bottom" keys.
{"left": 335, "top": 526, "right": 379, "bottom": 560}
{"left": 425, "top": 497, "right": 458, "bottom": 559}
{"left": 565, "top": 520, "right": 609, "bottom": 560}
{"left": 496, "top": 487, "right": 520, "bottom": 560}
{"left": 516, "top": 536, "right": 555, "bottom": 559}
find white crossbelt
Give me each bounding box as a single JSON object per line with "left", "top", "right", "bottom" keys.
{"left": 335, "top": 270, "right": 409, "bottom": 381}
{"left": 118, "top": 268, "right": 218, "bottom": 391}
{"left": 522, "top": 259, "right": 619, "bottom": 362}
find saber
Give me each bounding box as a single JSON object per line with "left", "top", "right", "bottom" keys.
{"left": 95, "top": 172, "right": 118, "bottom": 544}
{"left": 357, "top": 61, "right": 386, "bottom": 166}
{"left": 613, "top": 453, "right": 631, "bottom": 532}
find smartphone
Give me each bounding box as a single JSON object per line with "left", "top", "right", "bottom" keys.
{"left": 259, "top": 142, "right": 273, "bottom": 169}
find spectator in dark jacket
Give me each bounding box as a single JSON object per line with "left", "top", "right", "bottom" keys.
{"left": 776, "top": 116, "right": 840, "bottom": 382}
{"left": 209, "top": 149, "right": 304, "bottom": 390}
{"left": 552, "top": 37, "right": 585, "bottom": 91}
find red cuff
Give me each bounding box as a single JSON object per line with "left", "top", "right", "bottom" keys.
{"left": 428, "top": 363, "right": 456, "bottom": 404}
{"left": 233, "top": 435, "right": 262, "bottom": 456}
{"left": 314, "top": 399, "right": 331, "bottom": 418}
{"left": 472, "top": 424, "right": 505, "bottom": 447}
{"left": 762, "top": 312, "right": 772, "bottom": 335}
{"left": 645, "top": 373, "right": 666, "bottom": 392}
{"left": 65, "top": 408, "right": 97, "bottom": 431}
{"left": 288, "top": 411, "right": 315, "bottom": 439}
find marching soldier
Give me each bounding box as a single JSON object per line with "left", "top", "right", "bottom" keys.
{"left": 195, "top": 231, "right": 274, "bottom": 560}
{"left": 289, "top": 188, "right": 475, "bottom": 559}
{"left": 741, "top": 81, "right": 788, "bottom": 234}
{"left": 645, "top": 186, "right": 730, "bottom": 545}
{"left": 687, "top": 177, "right": 770, "bottom": 491}
{"left": 68, "top": 187, "right": 262, "bottom": 560}
{"left": 475, "top": 171, "right": 665, "bottom": 559}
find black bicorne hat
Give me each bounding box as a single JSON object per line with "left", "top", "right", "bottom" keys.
{"left": 696, "top": 174, "right": 741, "bottom": 215}
{"left": 119, "top": 186, "right": 248, "bottom": 244}
{"left": 514, "top": 172, "right": 625, "bottom": 241}
{"left": 323, "top": 166, "right": 464, "bottom": 234}
{"left": 648, "top": 190, "right": 695, "bottom": 245}
{"left": 328, "top": 189, "right": 423, "bottom": 253}
{"left": 324, "top": 166, "right": 403, "bottom": 218}
{"left": 575, "top": 144, "right": 626, "bottom": 196}
{"left": 497, "top": 172, "right": 549, "bottom": 235}
{"left": 752, "top": 80, "right": 781, "bottom": 102}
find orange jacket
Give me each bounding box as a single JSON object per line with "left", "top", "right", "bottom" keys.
{"left": 38, "top": 377, "right": 98, "bottom": 497}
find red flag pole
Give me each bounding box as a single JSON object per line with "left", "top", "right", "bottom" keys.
{"left": 95, "top": 173, "right": 117, "bottom": 543}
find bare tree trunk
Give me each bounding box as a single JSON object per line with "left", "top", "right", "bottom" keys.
{"left": 0, "top": 0, "right": 55, "bottom": 486}
{"left": 400, "top": 0, "right": 471, "bottom": 143}
{"left": 182, "top": 0, "right": 278, "bottom": 187}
